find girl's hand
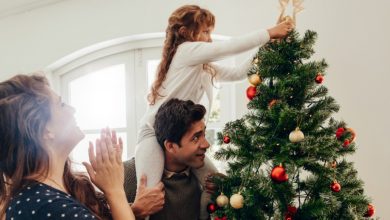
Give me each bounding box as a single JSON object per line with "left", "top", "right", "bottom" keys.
{"left": 83, "top": 128, "right": 124, "bottom": 196}
{"left": 267, "top": 20, "right": 294, "bottom": 39}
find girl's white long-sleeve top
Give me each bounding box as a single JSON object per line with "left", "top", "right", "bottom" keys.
{"left": 140, "top": 29, "right": 270, "bottom": 129}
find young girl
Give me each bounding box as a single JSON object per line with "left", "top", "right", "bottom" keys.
{"left": 0, "top": 74, "right": 136, "bottom": 220}
{"left": 135, "top": 5, "right": 293, "bottom": 219}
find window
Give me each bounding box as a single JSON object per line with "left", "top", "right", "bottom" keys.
{"left": 49, "top": 34, "right": 240, "bottom": 172}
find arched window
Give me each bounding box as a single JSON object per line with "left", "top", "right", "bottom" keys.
{"left": 47, "top": 33, "right": 239, "bottom": 171}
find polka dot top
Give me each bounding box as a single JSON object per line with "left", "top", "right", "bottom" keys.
{"left": 6, "top": 182, "right": 97, "bottom": 219}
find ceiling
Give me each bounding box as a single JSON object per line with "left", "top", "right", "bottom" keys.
{"left": 0, "top": 0, "right": 65, "bottom": 19}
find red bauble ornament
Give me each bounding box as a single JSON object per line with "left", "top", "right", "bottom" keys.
{"left": 271, "top": 165, "right": 289, "bottom": 183}
{"left": 214, "top": 217, "right": 227, "bottom": 220}
{"left": 336, "top": 127, "right": 345, "bottom": 139}
{"left": 315, "top": 74, "right": 324, "bottom": 84}
{"left": 330, "top": 181, "right": 341, "bottom": 192}
{"left": 364, "top": 204, "right": 375, "bottom": 217}
{"left": 287, "top": 205, "right": 297, "bottom": 214}
{"left": 246, "top": 86, "right": 257, "bottom": 100}
{"left": 343, "top": 139, "right": 350, "bottom": 147}
{"left": 336, "top": 127, "right": 356, "bottom": 145}
{"left": 285, "top": 215, "right": 293, "bottom": 220}
{"left": 223, "top": 136, "right": 230, "bottom": 144}
{"left": 207, "top": 203, "right": 217, "bottom": 213}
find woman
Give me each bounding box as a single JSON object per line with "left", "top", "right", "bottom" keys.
{"left": 0, "top": 74, "right": 135, "bottom": 220}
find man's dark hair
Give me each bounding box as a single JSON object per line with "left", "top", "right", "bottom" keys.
{"left": 154, "top": 99, "right": 206, "bottom": 149}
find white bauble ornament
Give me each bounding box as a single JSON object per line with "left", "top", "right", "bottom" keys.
{"left": 230, "top": 193, "right": 244, "bottom": 209}
{"left": 216, "top": 193, "right": 229, "bottom": 207}
{"left": 289, "top": 127, "right": 304, "bottom": 143}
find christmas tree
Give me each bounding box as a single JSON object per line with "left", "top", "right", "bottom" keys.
{"left": 209, "top": 16, "right": 375, "bottom": 220}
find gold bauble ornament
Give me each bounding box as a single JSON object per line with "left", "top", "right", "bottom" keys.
{"left": 230, "top": 193, "right": 244, "bottom": 209}
{"left": 249, "top": 74, "right": 261, "bottom": 86}
{"left": 216, "top": 193, "right": 229, "bottom": 207}
{"left": 289, "top": 127, "right": 304, "bottom": 143}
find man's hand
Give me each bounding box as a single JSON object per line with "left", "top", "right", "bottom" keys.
{"left": 204, "top": 173, "right": 218, "bottom": 194}
{"left": 131, "top": 175, "right": 165, "bottom": 219}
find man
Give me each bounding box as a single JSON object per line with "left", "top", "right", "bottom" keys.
{"left": 124, "top": 99, "right": 211, "bottom": 219}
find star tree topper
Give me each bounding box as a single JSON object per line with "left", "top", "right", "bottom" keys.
{"left": 278, "top": 0, "right": 304, "bottom": 25}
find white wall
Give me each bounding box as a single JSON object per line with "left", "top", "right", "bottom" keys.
{"left": 0, "top": 0, "right": 389, "bottom": 218}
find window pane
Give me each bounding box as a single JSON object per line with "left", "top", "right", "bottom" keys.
{"left": 208, "top": 87, "right": 221, "bottom": 122}
{"left": 69, "top": 65, "right": 126, "bottom": 130}
{"left": 70, "top": 132, "right": 128, "bottom": 172}
{"left": 147, "top": 60, "right": 160, "bottom": 88}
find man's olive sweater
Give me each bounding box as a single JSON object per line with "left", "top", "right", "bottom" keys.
{"left": 124, "top": 158, "right": 201, "bottom": 220}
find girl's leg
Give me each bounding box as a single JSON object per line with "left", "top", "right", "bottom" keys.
{"left": 135, "top": 135, "right": 164, "bottom": 188}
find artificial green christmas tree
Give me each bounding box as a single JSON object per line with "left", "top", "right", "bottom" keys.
{"left": 210, "top": 26, "right": 375, "bottom": 220}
